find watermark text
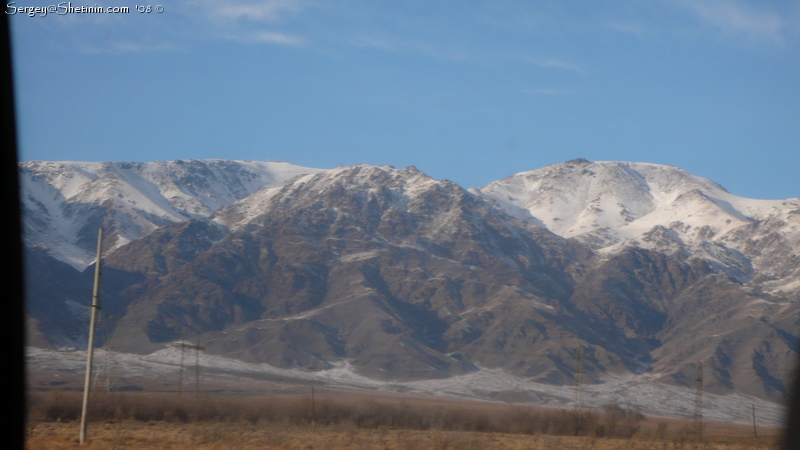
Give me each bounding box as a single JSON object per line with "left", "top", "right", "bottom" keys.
{"left": 6, "top": 2, "right": 164, "bottom": 16}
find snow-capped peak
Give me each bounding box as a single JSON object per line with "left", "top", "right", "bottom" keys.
{"left": 474, "top": 159, "right": 800, "bottom": 292}
{"left": 211, "top": 164, "right": 458, "bottom": 231}
{"left": 474, "top": 159, "right": 730, "bottom": 236}
{"left": 20, "top": 159, "right": 325, "bottom": 269}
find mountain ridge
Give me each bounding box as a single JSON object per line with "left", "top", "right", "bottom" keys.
{"left": 21, "top": 158, "right": 800, "bottom": 406}
{"left": 20, "top": 159, "right": 324, "bottom": 269}
{"left": 473, "top": 159, "right": 800, "bottom": 296}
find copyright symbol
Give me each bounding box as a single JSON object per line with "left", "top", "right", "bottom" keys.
{"left": 155, "top": 5, "right": 163, "bottom": 12}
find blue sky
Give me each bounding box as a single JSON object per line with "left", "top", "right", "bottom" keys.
{"left": 9, "top": 0, "right": 800, "bottom": 199}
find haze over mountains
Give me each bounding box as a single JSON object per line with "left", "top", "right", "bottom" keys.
{"left": 21, "top": 158, "right": 800, "bottom": 409}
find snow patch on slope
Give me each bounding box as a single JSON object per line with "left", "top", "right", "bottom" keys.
{"left": 27, "top": 347, "right": 786, "bottom": 426}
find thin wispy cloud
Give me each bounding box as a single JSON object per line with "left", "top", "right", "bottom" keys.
{"left": 25, "top": 0, "right": 309, "bottom": 52}
{"left": 77, "top": 41, "right": 181, "bottom": 54}
{"left": 193, "top": 0, "right": 304, "bottom": 22}
{"left": 348, "top": 35, "right": 396, "bottom": 51}
{"left": 18, "top": 10, "right": 184, "bottom": 54}
{"left": 527, "top": 58, "right": 583, "bottom": 73}
{"left": 345, "top": 33, "right": 480, "bottom": 62}
{"left": 248, "top": 30, "right": 306, "bottom": 46}
{"left": 677, "top": 0, "right": 786, "bottom": 45}
{"left": 182, "top": 0, "right": 308, "bottom": 46}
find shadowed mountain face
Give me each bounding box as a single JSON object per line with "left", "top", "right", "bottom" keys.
{"left": 23, "top": 161, "right": 800, "bottom": 402}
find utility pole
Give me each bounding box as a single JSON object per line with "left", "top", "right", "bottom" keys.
{"left": 195, "top": 339, "right": 204, "bottom": 396}
{"left": 573, "top": 339, "right": 585, "bottom": 412}
{"left": 752, "top": 404, "right": 758, "bottom": 450}
{"left": 178, "top": 336, "right": 185, "bottom": 396}
{"left": 694, "top": 361, "right": 704, "bottom": 442}
{"left": 79, "top": 228, "right": 103, "bottom": 445}
{"left": 311, "top": 385, "right": 316, "bottom": 427}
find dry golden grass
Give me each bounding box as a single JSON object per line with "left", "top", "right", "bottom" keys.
{"left": 25, "top": 390, "right": 781, "bottom": 449}
{"left": 26, "top": 421, "right": 780, "bottom": 450}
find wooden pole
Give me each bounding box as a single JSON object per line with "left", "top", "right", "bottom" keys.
{"left": 79, "top": 228, "right": 103, "bottom": 445}
{"left": 311, "top": 385, "right": 316, "bottom": 427}
{"left": 753, "top": 404, "right": 758, "bottom": 450}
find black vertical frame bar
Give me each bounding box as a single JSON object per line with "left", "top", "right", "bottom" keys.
{"left": 1, "top": 7, "right": 26, "bottom": 448}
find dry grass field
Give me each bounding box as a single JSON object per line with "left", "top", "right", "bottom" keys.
{"left": 25, "top": 390, "right": 782, "bottom": 450}
{"left": 25, "top": 421, "right": 781, "bottom": 450}
{"left": 24, "top": 421, "right": 781, "bottom": 450}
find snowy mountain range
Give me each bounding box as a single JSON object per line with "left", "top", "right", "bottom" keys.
{"left": 20, "top": 160, "right": 323, "bottom": 269}
{"left": 21, "top": 158, "right": 800, "bottom": 413}
{"left": 474, "top": 158, "right": 800, "bottom": 293}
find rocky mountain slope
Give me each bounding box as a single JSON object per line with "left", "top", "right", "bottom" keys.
{"left": 98, "top": 165, "right": 595, "bottom": 381}
{"left": 21, "top": 159, "right": 800, "bottom": 404}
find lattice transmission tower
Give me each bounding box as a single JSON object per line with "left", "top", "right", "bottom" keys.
{"left": 574, "top": 339, "right": 585, "bottom": 411}
{"left": 694, "top": 361, "right": 704, "bottom": 441}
